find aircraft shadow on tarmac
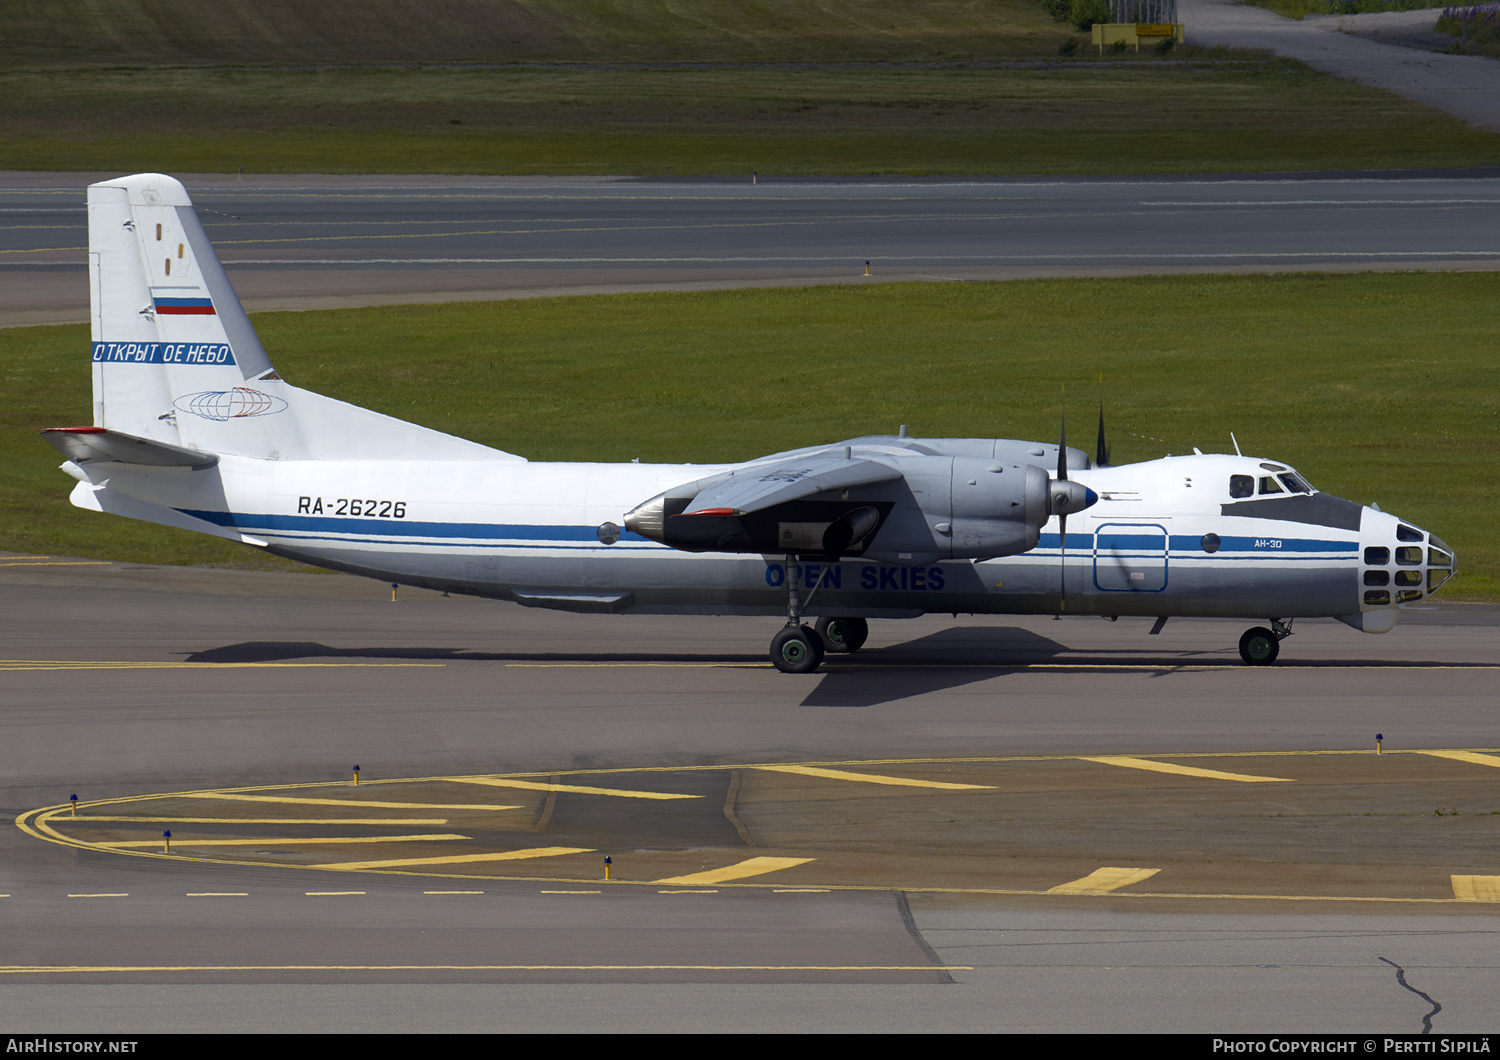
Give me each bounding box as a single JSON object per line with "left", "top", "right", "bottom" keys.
{"left": 181, "top": 628, "right": 1477, "bottom": 709}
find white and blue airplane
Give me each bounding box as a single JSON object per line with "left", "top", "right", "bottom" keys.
{"left": 44, "top": 173, "right": 1456, "bottom": 672}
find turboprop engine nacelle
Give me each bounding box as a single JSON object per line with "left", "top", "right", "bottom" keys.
{"left": 624, "top": 454, "right": 1097, "bottom": 563}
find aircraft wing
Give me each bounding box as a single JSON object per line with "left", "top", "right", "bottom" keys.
{"left": 683, "top": 455, "right": 901, "bottom": 514}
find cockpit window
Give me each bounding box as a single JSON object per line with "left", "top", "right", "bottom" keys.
{"left": 1396, "top": 524, "right": 1423, "bottom": 543}
{"left": 1277, "top": 472, "right": 1312, "bottom": 494}
{"left": 1258, "top": 476, "right": 1284, "bottom": 495}
{"left": 1229, "top": 475, "right": 1253, "bottom": 499}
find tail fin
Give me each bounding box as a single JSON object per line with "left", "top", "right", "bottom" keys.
{"left": 87, "top": 173, "right": 517, "bottom": 462}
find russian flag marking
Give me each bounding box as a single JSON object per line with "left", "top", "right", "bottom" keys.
{"left": 154, "top": 297, "right": 216, "bottom": 316}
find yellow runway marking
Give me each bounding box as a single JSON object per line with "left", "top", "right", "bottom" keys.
{"left": 1421, "top": 750, "right": 1500, "bottom": 769}
{"left": 1048, "top": 868, "right": 1163, "bottom": 894}
{"left": 0, "top": 963, "right": 961, "bottom": 974}
{"left": 0, "top": 660, "right": 443, "bottom": 671}
{"left": 754, "top": 764, "right": 993, "bottom": 790}
{"left": 103, "top": 834, "right": 468, "bottom": 848}
{"left": 504, "top": 661, "right": 1500, "bottom": 672}
{"left": 59, "top": 817, "right": 450, "bottom": 825}
{"left": 192, "top": 793, "right": 522, "bottom": 811}
{"left": 1079, "top": 756, "right": 1295, "bottom": 783}
{"left": 654, "top": 856, "right": 816, "bottom": 886}
{"left": 1451, "top": 876, "right": 1500, "bottom": 901}
{"left": 451, "top": 778, "right": 698, "bottom": 801}
{"left": 315, "top": 846, "right": 593, "bottom": 871}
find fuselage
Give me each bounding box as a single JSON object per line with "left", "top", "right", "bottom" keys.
{"left": 75, "top": 447, "right": 1453, "bottom": 631}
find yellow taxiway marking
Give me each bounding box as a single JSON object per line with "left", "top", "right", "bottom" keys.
{"left": 542, "top": 890, "right": 601, "bottom": 894}
{"left": 67, "top": 894, "right": 127, "bottom": 898}
{"left": 59, "top": 817, "right": 449, "bottom": 825}
{"left": 0, "top": 561, "right": 111, "bottom": 567}
{"left": 314, "top": 846, "right": 593, "bottom": 871}
{"left": 1079, "top": 756, "right": 1295, "bottom": 783}
{"left": 505, "top": 661, "right": 1500, "bottom": 672}
{"left": 425, "top": 890, "right": 484, "bottom": 894}
{"left": 0, "top": 660, "right": 443, "bottom": 671}
{"left": 451, "top": 778, "right": 698, "bottom": 801}
{"left": 306, "top": 891, "right": 365, "bottom": 896}
{"left": 0, "top": 963, "right": 961, "bottom": 974}
{"left": 1451, "top": 876, "right": 1500, "bottom": 901}
{"left": 1048, "top": 868, "right": 1163, "bottom": 894}
{"left": 191, "top": 793, "right": 522, "bottom": 811}
{"left": 187, "top": 893, "right": 247, "bottom": 896}
{"left": 103, "top": 834, "right": 468, "bottom": 848}
{"left": 654, "top": 856, "right": 816, "bottom": 886}
{"left": 753, "top": 764, "right": 993, "bottom": 790}
{"left": 1421, "top": 750, "right": 1500, "bottom": 769}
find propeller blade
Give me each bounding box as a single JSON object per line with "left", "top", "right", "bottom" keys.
{"left": 1058, "top": 511, "right": 1067, "bottom": 615}
{"left": 1057, "top": 401, "right": 1068, "bottom": 615}
{"left": 1096, "top": 402, "right": 1110, "bottom": 468}
{"left": 1057, "top": 410, "right": 1069, "bottom": 482}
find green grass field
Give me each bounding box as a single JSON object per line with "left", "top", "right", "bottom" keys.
{"left": 3, "top": 1, "right": 1497, "bottom": 175}
{"left": 4, "top": 274, "right": 1494, "bottom": 598}
{"left": 6, "top": 60, "right": 1496, "bottom": 176}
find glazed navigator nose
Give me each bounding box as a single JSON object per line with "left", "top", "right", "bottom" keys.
{"left": 1359, "top": 519, "right": 1456, "bottom": 608}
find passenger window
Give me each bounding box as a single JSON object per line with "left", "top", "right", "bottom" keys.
{"left": 1258, "top": 476, "right": 1284, "bottom": 495}
{"left": 1396, "top": 524, "right": 1423, "bottom": 542}
{"left": 1363, "top": 570, "right": 1389, "bottom": 586}
{"left": 1395, "top": 546, "right": 1422, "bottom": 566}
{"left": 1364, "top": 546, "right": 1389, "bottom": 565}
{"left": 1229, "top": 475, "right": 1253, "bottom": 499}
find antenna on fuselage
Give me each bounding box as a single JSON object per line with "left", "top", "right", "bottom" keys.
{"left": 1231, "top": 432, "right": 1242, "bottom": 457}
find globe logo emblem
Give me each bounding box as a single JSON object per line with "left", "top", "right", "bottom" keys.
{"left": 175, "top": 388, "right": 288, "bottom": 421}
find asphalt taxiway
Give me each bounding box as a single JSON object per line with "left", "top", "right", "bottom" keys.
{"left": 1, "top": 555, "right": 1497, "bottom": 1031}
{"left": 7, "top": 171, "right": 1500, "bottom": 327}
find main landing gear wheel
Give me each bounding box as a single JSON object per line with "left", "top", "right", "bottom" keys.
{"left": 771, "top": 625, "right": 825, "bottom": 674}
{"left": 1238, "top": 627, "right": 1280, "bottom": 666}
{"left": 815, "top": 616, "right": 868, "bottom": 654}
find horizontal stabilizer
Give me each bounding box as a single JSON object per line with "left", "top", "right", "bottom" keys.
{"left": 41, "top": 426, "right": 218, "bottom": 469}
{"left": 685, "top": 456, "right": 901, "bottom": 515}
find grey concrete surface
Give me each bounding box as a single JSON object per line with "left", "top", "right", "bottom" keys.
{"left": 1185, "top": 0, "right": 1500, "bottom": 132}
{"left": 1, "top": 557, "right": 1496, "bottom": 1031}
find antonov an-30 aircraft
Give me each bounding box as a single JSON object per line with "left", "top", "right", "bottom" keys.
{"left": 44, "top": 173, "right": 1457, "bottom": 673}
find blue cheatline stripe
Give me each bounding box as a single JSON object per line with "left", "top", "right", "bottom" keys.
{"left": 1045, "top": 532, "right": 1354, "bottom": 553}
{"left": 1170, "top": 535, "right": 1356, "bottom": 553}
{"left": 175, "top": 508, "right": 654, "bottom": 546}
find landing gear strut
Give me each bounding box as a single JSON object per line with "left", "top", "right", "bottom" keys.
{"left": 1239, "top": 619, "right": 1292, "bottom": 666}
{"left": 769, "top": 554, "right": 827, "bottom": 674}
